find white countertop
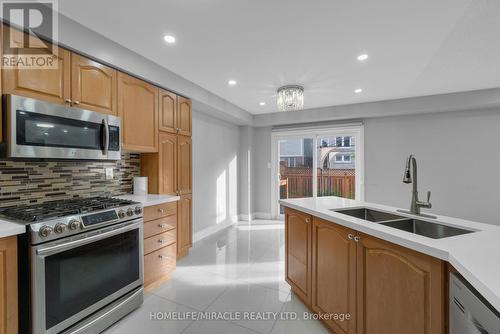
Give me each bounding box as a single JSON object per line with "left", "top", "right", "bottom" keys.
{"left": 117, "top": 194, "right": 180, "bottom": 207}
{"left": 0, "top": 219, "right": 25, "bottom": 238}
{"left": 280, "top": 196, "right": 500, "bottom": 312}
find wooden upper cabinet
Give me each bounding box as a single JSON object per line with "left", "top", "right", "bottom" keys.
{"left": 159, "top": 132, "right": 177, "bottom": 195}
{"left": 2, "top": 27, "right": 71, "bottom": 104}
{"left": 0, "top": 236, "right": 18, "bottom": 334}
{"left": 311, "top": 218, "right": 356, "bottom": 334}
{"left": 177, "top": 96, "right": 192, "bottom": 136}
{"left": 71, "top": 53, "right": 117, "bottom": 115}
{"left": 117, "top": 72, "right": 158, "bottom": 152}
{"left": 285, "top": 208, "right": 312, "bottom": 305}
{"left": 159, "top": 89, "right": 177, "bottom": 134}
{"left": 177, "top": 194, "right": 192, "bottom": 257}
{"left": 356, "top": 233, "right": 444, "bottom": 334}
{"left": 177, "top": 135, "right": 192, "bottom": 195}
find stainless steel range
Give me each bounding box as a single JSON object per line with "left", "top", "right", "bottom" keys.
{"left": 0, "top": 197, "right": 144, "bottom": 334}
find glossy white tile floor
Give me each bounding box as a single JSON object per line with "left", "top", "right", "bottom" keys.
{"left": 104, "top": 220, "right": 329, "bottom": 334}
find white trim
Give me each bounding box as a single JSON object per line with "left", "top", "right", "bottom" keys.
{"left": 192, "top": 220, "right": 236, "bottom": 243}
{"left": 271, "top": 124, "right": 365, "bottom": 218}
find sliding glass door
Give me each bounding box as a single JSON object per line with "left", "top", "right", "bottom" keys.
{"left": 277, "top": 136, "right": 314, "bottom": 214}
{"left": 271, "top": 126, "right": 363, "bottom": 218}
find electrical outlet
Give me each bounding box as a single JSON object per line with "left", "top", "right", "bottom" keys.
{"left": 105, "top": 167, "right": 114, "bottom": 180}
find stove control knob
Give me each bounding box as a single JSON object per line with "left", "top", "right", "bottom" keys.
{"left": 127, "top": 208, "right": 134, "bottom": 217}
{"left": 54, "top": 223, "right": 67, "bottom": 234}
{"left": 134, "top": 206, "right": 142, "bottom": 215}
{"left": 118, "top": 210, "right": 126, "bottom": 219}
{"left": 68, "top": 219, "right": 80, "bottom": 230}
{"left": 39, "top": 225, "right": 53, "bottom": 238}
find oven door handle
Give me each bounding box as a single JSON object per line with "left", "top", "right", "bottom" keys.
{"left": 36, "top": 220, "right": 142, "bottom": 256}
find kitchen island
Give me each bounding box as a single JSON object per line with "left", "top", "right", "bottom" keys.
{"left": 280, "top": 196, "right": 500, "bottom": 334}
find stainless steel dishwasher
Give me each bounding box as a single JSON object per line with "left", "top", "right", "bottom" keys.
{"left": 450, "top": 273, "right": 500, "bottom": 334}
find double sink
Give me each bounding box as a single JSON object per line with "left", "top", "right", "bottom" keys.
{"left": 331, "top": 207, "right": 475, "bottom": 239}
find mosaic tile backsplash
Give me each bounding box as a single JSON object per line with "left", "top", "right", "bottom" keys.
{"left": 0, "top": 152, "right": 140, "bottom": 207}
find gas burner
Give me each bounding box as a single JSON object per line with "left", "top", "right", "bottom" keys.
{"left": 0, "top": 197, "right": 136, "bottom": 223}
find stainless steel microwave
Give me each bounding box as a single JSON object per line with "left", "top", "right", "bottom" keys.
{"left": 2, "top": 95, "right": 121, "bottom": 160}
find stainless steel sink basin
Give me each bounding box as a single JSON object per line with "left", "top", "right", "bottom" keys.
{"left": 332, "top": 207, "right": 405, "bottom": 222}
{"left": 332, "top": 206, "right": 475, "bottom": 239}
{"left": 380, "top": 219, "right": 474, "bottom": 239}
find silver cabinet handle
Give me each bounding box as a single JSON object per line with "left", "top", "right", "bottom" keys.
{"left": 65, "top": 99, "right": 72, "bottom": 104}
{"left": 348, "top": 233, "right": 354, "bottom": 240}
{"left": 158, "top": 223, "right": 167, "bottom": 228}
{"left": 158, "top": 254, "right": 165, "bottom": 259}
{"left": 305, "top": 218, "right": 311, "bottom": 223}
{"left": 158, "top": 239, "right": 165, "bottom": 244}
{"left": 159, "top": 208, "right": 165, "bottom": 213}
{"left": 354, "top": 236, "right": 361, "bottom": 242}
{"left": 73, "top": 100, "right": 80, "bottom": 105}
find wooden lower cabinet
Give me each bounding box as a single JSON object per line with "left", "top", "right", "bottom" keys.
{"left": 356, "top": 233, "right": 444, "bottom": 334}
{"left": 285, "top": 208, "right": 312, "bottom": 305}
{"left": 177, "top": 194, "right": 192, "bottom": 258}
{"left": 284, "top": 208, "right": 444, "bottom": 334}
{"left": 311, "top": 218, "right": 356, "bottom": 334}
{"left": 0, "top": 236, "right": 18, "bottom": 334}
{"left": 143, "top": 203, "right": 177, "bottom": 291}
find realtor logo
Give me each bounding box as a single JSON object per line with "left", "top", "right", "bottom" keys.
{"left": 1, "top": 0, "right": 59, "bottom": 69}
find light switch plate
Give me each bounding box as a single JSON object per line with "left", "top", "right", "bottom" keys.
{"left": 105, "top": 167, "right": 114, "bottom": 180}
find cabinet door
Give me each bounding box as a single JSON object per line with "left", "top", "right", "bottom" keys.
{"left": 285, "top": 208, "right": 312, "bottom": 305}
{"left": 357, "top": 234, "right": 443, "bottom": 334}
{"left": 0, "top": 236, "right": 18, "bottom": 334}
{"left": 158, "top": 89, "right": 177, "bottom": 134}
{"left": 177, "top": 136, "right": 192, "bottom": 195}
{"left": 117, "top": 72, "right": 158, "bottom": 152}
{"left": 311, "top": 218, "right": 356, "bottom": 334}
{"left": 177, "top": 194, "right": 192, "bottom": 257}
{"left": 2, "top": 28, "right": 70, "bottom": 105}
{"left": 71, "top": 53, "right": 117, "bottom": 115}
{"left": 158, "top": 132, "right": 177, "bottom": 195}
{"left": 177, "top": 96, "right": 192, "bottom": 136}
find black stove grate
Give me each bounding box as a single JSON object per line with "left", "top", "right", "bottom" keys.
{"left": 0, "top": 197, "right": 135, "bottom": 222}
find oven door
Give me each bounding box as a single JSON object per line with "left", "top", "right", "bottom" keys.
{"left": 5, "top": 94, "right": 121, "bottom": 160}
{"left": 31, "top": 219, "right": 143, "bottom": 334}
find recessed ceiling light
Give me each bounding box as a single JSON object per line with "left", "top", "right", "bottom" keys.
{"left": 228, "top": 80, "right": 237, "bottom": 86}
{"left": 163, "top": 35, "right": 176, "bottom": 44}
{"left": 357, "top": 54, "right": 368, "bottom": 61}
{"left": 259, "top": 102, "right": 266, "bottom": 106}
{"left": 354, "top": 88, "right": 363, "bottom": 94}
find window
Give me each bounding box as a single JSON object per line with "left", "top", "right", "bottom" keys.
{"left": 336, "top": 137, "right": 343, "bottom": 147}
{"left": 335, "top": 154, "right": 352, "bottom": 163}
{"left": 344, "top": 137, "right": 351, "bottom": 147}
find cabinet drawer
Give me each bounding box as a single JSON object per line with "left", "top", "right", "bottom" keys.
{"left": 144, "top": 243, "right": 176, "bottom": 287}
{"left": 144, "top": 215, "right": 177, "bottom": 238}
{"left": 144, "top": 230, "right": 176, "bottom": 255}
{"left": 144, "top": 202, "right": 177, "bottom": 221}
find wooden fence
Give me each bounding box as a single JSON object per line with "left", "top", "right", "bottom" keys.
{"left": 280, "top": 166, "right": 355, "bottom": 199}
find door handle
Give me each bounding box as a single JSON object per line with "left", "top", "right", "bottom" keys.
{"left": 348, "top": 233, "right": 354, "bottom": 240}
{"left": 102, "top": 118, "right": 110, "bottom": 155}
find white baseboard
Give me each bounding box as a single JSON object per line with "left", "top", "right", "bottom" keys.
{"left": 238, "top": 212, "right": 274, "bottom": 221}
{"left": 193, "top": 212, "right": 277, "bottom": 243}
{"left": 254, "top": 212, "right": 273, "bottom": 219}
{"left": 192, "top": 219, "right": 236, "bottom": 243}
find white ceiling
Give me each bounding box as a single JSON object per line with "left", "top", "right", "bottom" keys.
{"left": 58, "top": 0, "right": 500, "bottom": 115}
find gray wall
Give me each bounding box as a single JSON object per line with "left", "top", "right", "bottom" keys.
{"left": 192, "top": 111, "right": 240, "bottom": 235}
{"left": 252, "top": 127, "right": 273, "bottom": 215}
{"left": 364, "top": 109, "right": 500, "bottom": 224}
{"left": 250, "top": 109, "right": 500, "bottom": 225}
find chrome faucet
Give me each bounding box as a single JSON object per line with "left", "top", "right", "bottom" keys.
{"left": 401, "top": 154, "right": 432, "bottom": 215}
